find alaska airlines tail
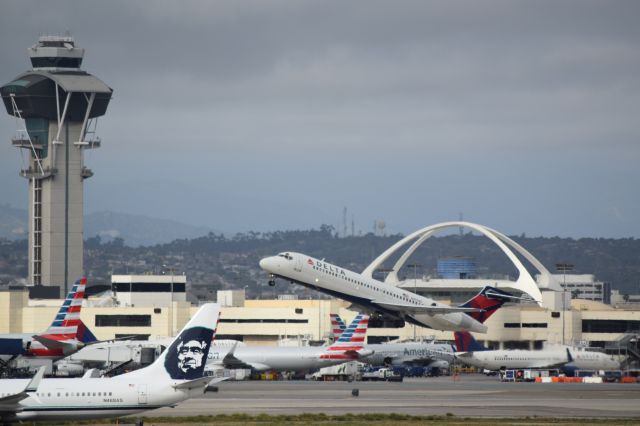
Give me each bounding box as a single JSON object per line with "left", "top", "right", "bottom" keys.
{"left": 329, "top": 313, "right": 347, "bottom": 340}
{"left": 122, "top": 303, "right": 221, "bottom": 382}
{"left": 458, "top": 286, "right": 514, "bottom": 325}
{"left": 454, "top": 332, "right": 488, "bottom": 352}
{"left": 321, "top": 313, "right": 370, "bottom": 360}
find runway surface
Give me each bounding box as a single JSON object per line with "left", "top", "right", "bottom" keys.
{"left": 152, "top": 375, "right": 640, "bottom": 418}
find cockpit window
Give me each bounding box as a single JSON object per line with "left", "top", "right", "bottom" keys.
{"left": 277, "top": 253, "right": 293, "bottom": 260}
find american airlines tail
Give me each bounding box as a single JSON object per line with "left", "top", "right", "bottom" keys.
{"left": 329, "top": 313, "right": 347, "bottom": 340}
{"left": 321, "top": 313, "right": 371, "bottom": 360}
{"left": 121, "top": 303, "right": 221, "bottom": 383}
{"left": 43, "top": 278, "right": 87, "bottom": 338}
{"left": 31, "top": 278, "right": 97, "bottom": 354}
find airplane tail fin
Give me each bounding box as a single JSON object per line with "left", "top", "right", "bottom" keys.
{"left": 458, "top": 286, "right": 514, "bottom": 324}
{"left": 121, "top": 303, "right": 221, "bottom": 381}
{"left": 329, "top": 313, "right": 347, "bottom": 340}
{"left": 77, "top": 320, "right": 98, "bottom": 344}
{"left": 42, "top": 277, "right": 86, "bottom": 338}
{"left": 322, "top": 313, "right": 370, "bottom": 359}
{"left": 454, "top": 331, "right": 488, "bottom": 352}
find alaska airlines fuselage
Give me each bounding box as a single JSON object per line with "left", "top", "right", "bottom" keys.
{"left": 0, "top": 376, "right": 198, "bottom": 421}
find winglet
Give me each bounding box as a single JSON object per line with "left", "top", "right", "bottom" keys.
{"left": 25, "top": 366, "right": 46, "bottom": 392}
{"left": 566, "top": 348, "right": 574, "bottom": 363}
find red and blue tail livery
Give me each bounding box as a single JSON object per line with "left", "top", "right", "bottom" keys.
{"left": 0, "top": 277, "right": 97, "bottom": 360}
{"left": 458, "top": 286, "right": 514, "bottom": 325}
{"left": 44, "top": 277, "right": 87, "bottom": 338}
{"left": 321, "top": 313, "right": 371, "bottom": 360}
{"left": 454, "top": 331, "right": 489, "bottom": 352}
{"left": 329, "top": 313, "right": 347, "bottom": 340}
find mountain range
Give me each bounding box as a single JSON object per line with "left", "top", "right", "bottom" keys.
{"left": 0, "top": 204, "right": 214, "bottom": 246}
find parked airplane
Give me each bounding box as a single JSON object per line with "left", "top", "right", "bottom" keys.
{"left": 260, "top": 252, "right": 519, "bottom": 333}
{"left": 208, "top": 313, "right": 373, "bottom": 372}
{"left": 329, "top": 314, "right": 454, "bottom": 369}
{"left": 453, "top": 331, "right": 620, "bottom": 372}
{"left": 0, "top": 278, "right": 96, "bottom": 367}
{"left": 0, "top": 303, "right": 223, "bottom": 423}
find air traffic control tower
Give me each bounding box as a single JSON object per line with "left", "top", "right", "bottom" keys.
{"left": 1, "top": 36, "right": 113, "bottom": 296}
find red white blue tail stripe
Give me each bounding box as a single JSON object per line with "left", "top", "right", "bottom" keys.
{"left": 329, "top": 313, "right": 346, "bottom": 340}
{"left": 321, "top": 313, "right": 369, "bottom": 359}
{"left": 44, "top": 277, "right": 86, "bottom": 338}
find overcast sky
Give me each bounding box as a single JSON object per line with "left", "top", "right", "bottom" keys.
{"left": 1, "top": 1, "right": 639, "bottom": 237}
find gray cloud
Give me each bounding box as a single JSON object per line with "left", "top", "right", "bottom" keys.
{"left": 1, "top": 0, "right": 639, "bottom": 237}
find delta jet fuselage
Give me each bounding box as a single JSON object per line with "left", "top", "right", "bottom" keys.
{"left": 259, "top": 252, "right": 487, "bottom": 333}
{"left": 457, "top": 347, "right": 620, "bottom": 371}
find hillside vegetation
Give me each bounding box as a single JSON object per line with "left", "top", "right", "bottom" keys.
{"left": 1, "top": 226, "right": 638, "bottom": 298}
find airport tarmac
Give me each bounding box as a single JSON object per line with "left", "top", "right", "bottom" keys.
{"left": 152, "top": 375, "right": 640, "bottom": 418}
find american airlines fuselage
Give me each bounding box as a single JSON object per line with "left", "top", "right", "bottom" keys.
{"left": 208, "top": 345, "right": 361, "bottom": 372}
{"left": 364, "top": 342, "right": 454, "bottom": 368}
{"left": 259, "top": 252, "right": 487, "bottom": 333}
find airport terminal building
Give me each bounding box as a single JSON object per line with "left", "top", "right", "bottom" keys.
{"left": 1, "top": 222, "right": 638, "bottom": 356}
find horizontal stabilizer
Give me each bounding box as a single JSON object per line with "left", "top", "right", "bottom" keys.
{"left": 32, "top": 335, "right": 76, "bottom": 351}
{"left": 173, "top": 376, "right": 228, "bottom": 390}
{"left": 373, "top": 301, "right": 481, "bottom": 315}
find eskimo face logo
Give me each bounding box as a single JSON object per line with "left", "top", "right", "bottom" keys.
{"left": 164, "top": 326, "right": 213, "bottom": 380}
{"left": 177, "top": 339, "right": 207, "bottom": 373}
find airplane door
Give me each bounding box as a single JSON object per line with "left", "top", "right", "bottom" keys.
{"left": 137, "top": 384, "right": 148, "bottom": 405}
{"left": 294, "top": 255, "right": 302, "bottom": 272}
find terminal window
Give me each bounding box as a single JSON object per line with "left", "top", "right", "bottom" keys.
{"left": 582, "top": 319, "right": 640, "bottom": 333}
{"left": 504, "top": 323, "right": 521, "bottom": 328}
{"left": 95, "top": 315, "right": 151, "bottom": 327}
{"left": 522, "top": 323, "right": 548, "bottom": 328}
{"left": 218, "top": 319, "right": 308, "bottom": 324}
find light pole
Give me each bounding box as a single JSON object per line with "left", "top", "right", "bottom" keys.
{"left": 555, "top": 262, "right": 574, "bottom": 346}
{"left": 406, "top": 263, "right": 422, "bottom": 341}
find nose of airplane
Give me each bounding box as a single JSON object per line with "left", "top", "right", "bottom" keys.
{"left": 259, "top": 256, "right": 275, "bottom": 272}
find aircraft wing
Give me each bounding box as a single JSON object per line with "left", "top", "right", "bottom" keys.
{"left": 219, "top": 343, "right": 254, "bottom": 370}
{"left": 0, "top": 366, "right": 45, "bottom": 412}
{"left": 372, "top": 301, "right": 482, "bottom": 315}
{"left": 342, "top": 348, "right": 374, "bottom": 359}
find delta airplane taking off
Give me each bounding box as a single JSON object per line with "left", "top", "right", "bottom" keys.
{"left": 208, "top": 313, "right": 372, "bottom": 372}
{"left": 260, "top": 252, "right": 518, "bottom": 333}
{"left": 330, "top": 314, "right": 454, "bottom": 369}
{"left": 453, "top": 331, "right": 620, "bottom": 372}
{"left": 0, "top": 303, "right": 223, "bottom": 423}
{"left": 0, "top": 278, "right": 96, "bottom": 366}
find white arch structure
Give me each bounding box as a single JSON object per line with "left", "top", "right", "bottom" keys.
{"left": 361, "top": 221, "right": 562, "bottom": 305}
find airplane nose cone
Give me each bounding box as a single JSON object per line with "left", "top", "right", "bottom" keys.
{"left": 259, "top": 256, "right": 276, "bottom": 272}
{"left": 259, "top": 258, "right": 269, "bottom": 270}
